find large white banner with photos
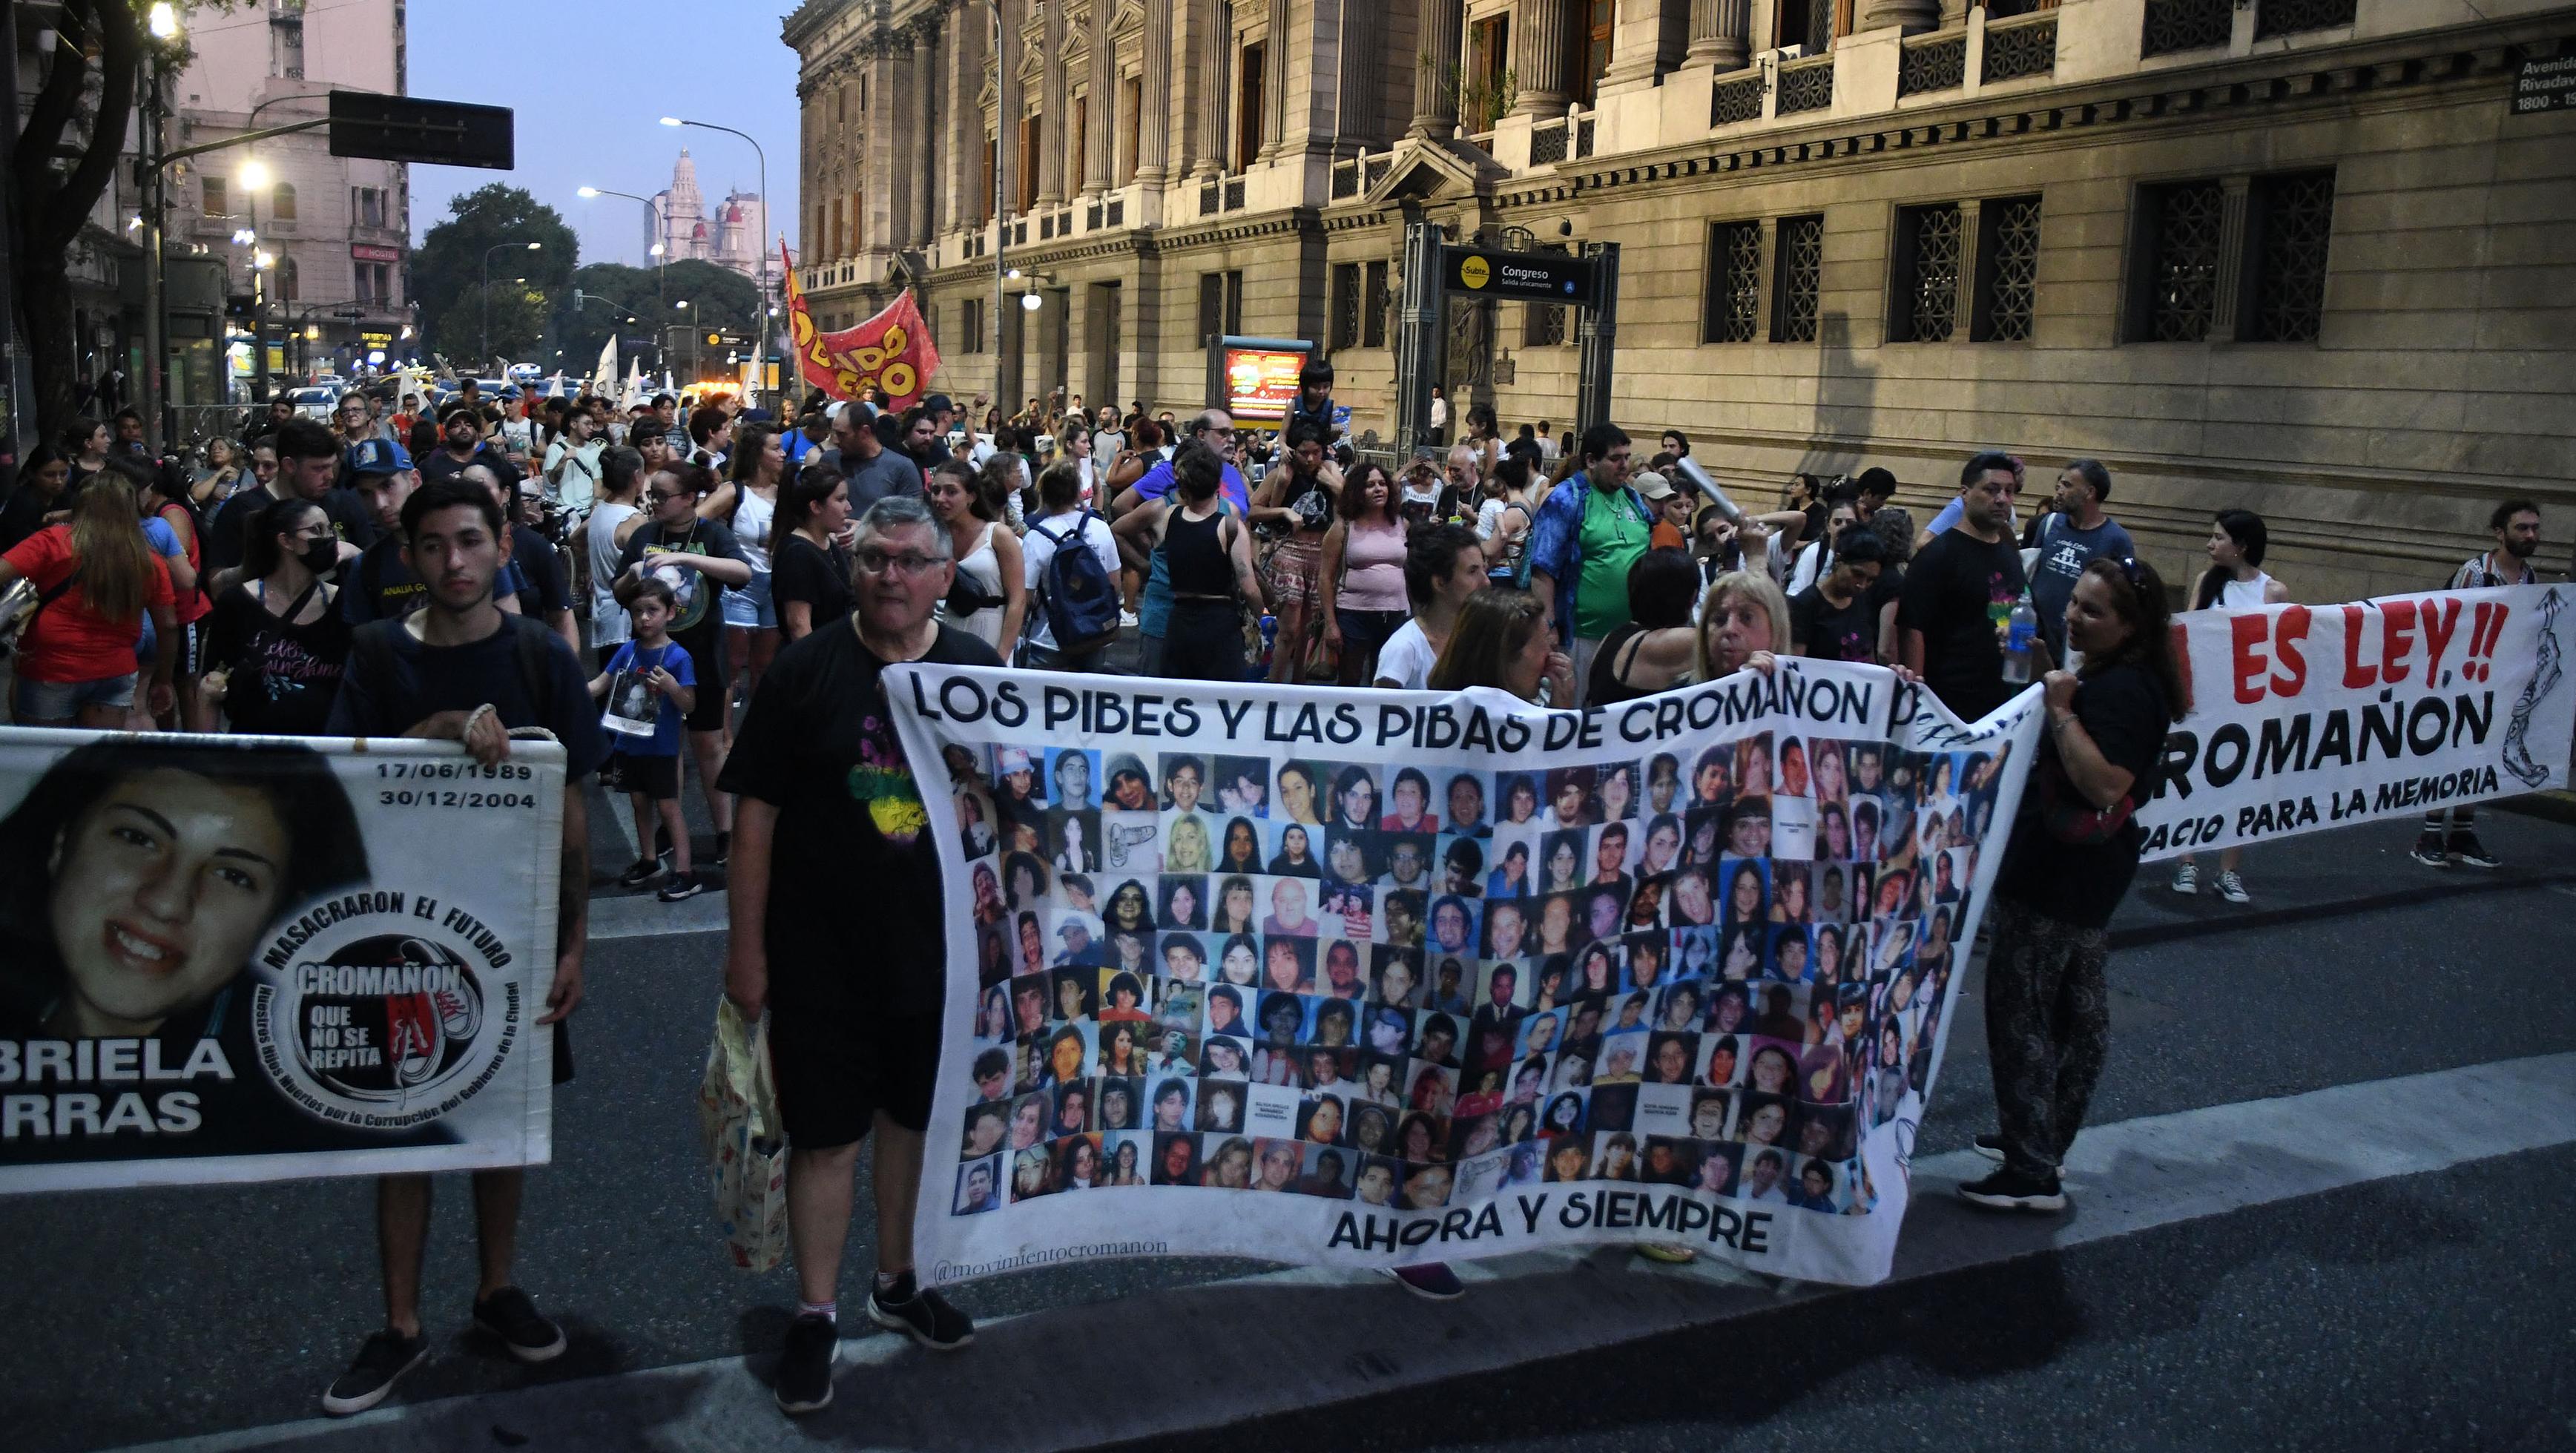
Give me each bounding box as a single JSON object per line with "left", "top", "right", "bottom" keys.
{"left": 2138, "top": 584, "right": 2572, "bottom": 858}
{"left": 0, "top": 730, "right": 563, "bottom": 1193}
{"left": 893, "top": 662, "right": 2043, "bottom": 1289}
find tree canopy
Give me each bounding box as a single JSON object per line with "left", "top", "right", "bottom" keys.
{"left": 413, "top": 185, "right": 579, "bottom": 365}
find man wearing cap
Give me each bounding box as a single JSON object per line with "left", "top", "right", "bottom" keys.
{"left": 1053, "top": 915, "right": 1105, "bottom": 968}
{"left": 420, "top": 405, "right": 526, "bottom": 496}
{"left": 1638, "top": 471, "right": 1692, "bottom": 551}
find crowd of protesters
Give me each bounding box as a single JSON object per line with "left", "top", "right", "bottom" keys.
{"left": 0, "top": 369, "right": 2554, "bottom": 1418}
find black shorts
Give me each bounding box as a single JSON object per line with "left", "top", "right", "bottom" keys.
{"left": 604, "top": 750, "right": 681, "bottom": 801}
{"left": 679, "top": 629, "right": 728, "bottom": 734}
{"left": 768, "top": 995, "right": 943, "bottom": 1148}
{"left": 175, "top": 617, "right": 205, "bottom": 676}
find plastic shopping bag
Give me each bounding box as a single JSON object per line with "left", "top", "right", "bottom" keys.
{"left": 696, "top": 998, "right": 791, "bottom": 1272}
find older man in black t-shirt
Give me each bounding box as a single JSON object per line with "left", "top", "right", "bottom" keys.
{"left": 719, "top": 493, "right": 998, "bottom": 1417}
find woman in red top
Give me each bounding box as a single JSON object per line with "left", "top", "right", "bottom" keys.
{"left": 0, "top": 469, "right": 177, "bottom": 728}
{"left": 140, "top": 462, "right": 211, "bottom": 728}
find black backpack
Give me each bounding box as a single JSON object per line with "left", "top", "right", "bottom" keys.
{"left": 1029, "top": 510, "right": 1121, "bottom": 655}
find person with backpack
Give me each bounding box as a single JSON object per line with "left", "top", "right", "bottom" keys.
{"left": 194, "top": 493, "right": 351, "bottom": 736}
{"left": 316, "top": 476, "right": 606, "bottom": 1415}
{"left": 1019, "top": 458, "right": 1121, "bottom": 672}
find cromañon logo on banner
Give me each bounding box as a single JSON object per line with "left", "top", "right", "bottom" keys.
{"left": 0, "top": 732, "right": 564, "bottom": 1193}
{"left": 2138, "top": 586, "right": 2573, "bottom": 858}
{"left": 889, "top": 662, "right": 2043, "bottom": 1289}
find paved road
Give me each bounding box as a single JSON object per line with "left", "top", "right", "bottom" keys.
{"left": 4, "top": 803, "right": 2570, "bottom": 1451}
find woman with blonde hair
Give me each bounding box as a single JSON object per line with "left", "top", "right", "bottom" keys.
{"left": 1695, "top": 570, "right": 1791, "bottom": 682}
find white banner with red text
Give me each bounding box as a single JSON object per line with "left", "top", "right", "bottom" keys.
{"left": 0, "top": 731, "right": 563, "bottom": 1193}
{"left": 2138, "top": 584, "right": 2572, "bottom": 859}
{"left": 891, "top": 661, "right": 2043, "bottom": 1290}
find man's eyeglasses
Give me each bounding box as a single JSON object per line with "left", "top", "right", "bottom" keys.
{"left": 854, "top": 549, "right": 945, "bottom": 577}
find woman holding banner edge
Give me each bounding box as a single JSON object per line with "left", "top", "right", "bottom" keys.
{"left": 1963, "top": 556, "right": 2184, "bottom": 1213}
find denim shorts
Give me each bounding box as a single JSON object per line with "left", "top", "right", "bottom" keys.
{"left": 719, "top": 568, "right": 777, "bottom": 630}
{"left": 14, "top": 671, "right": 138, "bottom": 721}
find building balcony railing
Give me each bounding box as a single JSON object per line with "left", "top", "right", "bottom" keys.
{"left": 1982, "top": 9, "right": 2059, "bottom": 84}
{"left": 1776, "top": 55, "right": 1837, "bottom": 116}
{"left": 1899, "top": 32, "right": 1969, "bottom": 96}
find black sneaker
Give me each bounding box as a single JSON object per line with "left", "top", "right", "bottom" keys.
{"left": 1958, "top": 1167, "right": 2068, "bottom": 1213}
{"left": 1386, "top": 1262, "right": 1466, "bottom": 1299}
{"left": 1971, "top": 1133, "right": 2006, "bottom": 1162}
{"left": 653, "top": 823, "right": 673, "bottom": 860}
{"left": 617, "top": 857, "right": 662, "bottom": 889}
{"left": 2446, "top": 834, "right": 2501, "bottom": 869}
{"left": 711, "top": 830, "right": 731, "bottom": 867}
{"left": 657, "top": 872, "right": 705, "bottom": 903}
{"left": 2409, "top": 832, "right": 2451, "bottom": 869}
{"left": 471, "top": 1285, "right": 567, "bottom": 1363}
{"left": 774, "top": 1312, "right": 839, "bottom": 1416}
{"left": 321, "top": 1328, "right": 429, "bottom": 1416}
{"left": 866, "top": 1275, "right": 974, "bottom": 1351}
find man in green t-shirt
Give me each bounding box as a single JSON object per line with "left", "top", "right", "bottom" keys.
{"left": 1528, "top": 423, "right": 1653, "bottom": 704}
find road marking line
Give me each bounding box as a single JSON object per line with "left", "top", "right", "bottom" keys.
{"left": 119, "top": 1052, "right": 2576, "bottom": 1453}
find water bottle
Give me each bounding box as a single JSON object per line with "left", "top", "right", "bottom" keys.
{"left": 2002, "top": 592, "right": 2038, "bottom": 685}
{"left": 1258, "top": 613, "right": 1279, "bottom": 671}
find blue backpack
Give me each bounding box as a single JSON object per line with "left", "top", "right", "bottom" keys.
{"left": 1031, "top": 511, "right": 1121, "bottom": 655}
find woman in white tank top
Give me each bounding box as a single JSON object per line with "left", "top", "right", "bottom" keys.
{"left": 704, "top": 424, "right": 787, "bottom": 699}
{"left": 2174, "top": 509, "right": 2290, "bottom": 904}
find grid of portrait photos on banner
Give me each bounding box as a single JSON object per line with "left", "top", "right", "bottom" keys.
{"left": 940, "top": 734, "right": 2012, "bottom": 1224}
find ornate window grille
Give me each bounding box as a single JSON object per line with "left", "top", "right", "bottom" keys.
{"left": 1223, "top": 177, "right": 1246, "bottom": 211}
{"left": 1531, "top": 120, "right": 1569, "bottom": 165}
{"left": 1977, "top": 196, "right": 2043, "bottom": 342}
{"left": 1107, "top": 198, "right": 1124, "bottom": 227}
{"left": 1331, "top": 159, "right": 1360, "bottom": 199}
{"left": 1895, "top": 204, "right": 1964, "bottom": 342}
{"left": 2141, "top": 0, "right": 2230, "bottom": 57}
{"left": 1771, "top": 215, "right": 1825, "bottom": 343}
{"left": 1704, "top": 220, "right": 1763, "bottom": 343}
{"left": 1898, "top": 36, "right": 1966, "bottom": 98}
{"left": 1331, "top": 263, "right": 1363, "bottom": 351}
{"left": 1777, "top": 59, "right": 1835, "bottom": 116}
{"left": 2144, "top": 181, "right": 2227, "bottom": 341}
{"left": 1711, "top": 73, "right": 1766, "bottom": 126}
{"left": 1526, "top": 301, "right": 1567, "bottom": 346}
{"left": 1980, "top": 14, "right": 2057, "bottom": 84}
{"left": 2250, "top": 172, "right": 2334, "bottom": 342}
{"left": 1365, "top": 155, "right": 1392, "bottom": 190}
{"left": 2255, "top": 0, "right": 2356, "bottom": 39}
{"left": 1805, "top": 0, "right": 1835, "bottom": 52}
{"left": 1200, "top": 182, "right": 1219, "bottom": 217}
{"left": 1576, "top": 116, "right": 1595, "bottom": 157}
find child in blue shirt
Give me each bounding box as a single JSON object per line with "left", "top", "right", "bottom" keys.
{"left": 590, "top": 575, "right": 701, "bottom": 900}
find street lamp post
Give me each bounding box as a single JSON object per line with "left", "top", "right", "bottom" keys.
{"left": 481, "top": 240, "right": 543, "bottom": 369}
{"left": 578, "top": 186, "right": 669, "bottom": 365}
{"left": 660, "top": 117, "right": 768, "bottom": 404}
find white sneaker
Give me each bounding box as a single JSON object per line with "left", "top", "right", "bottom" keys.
{"left": 2214, "top": 871, "right": 2250, "bottom": 904}
{"left": 2170, "top": 863, "right": 2198, "bottom": 895}
{"left": 1118, "top": 609, "right": 1139, "bottom": 628}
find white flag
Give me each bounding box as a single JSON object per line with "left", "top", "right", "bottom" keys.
{"left": 591, "top": 334, "right": 619, "bottom": 398}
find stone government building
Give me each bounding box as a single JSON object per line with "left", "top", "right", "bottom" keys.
{"left": 783, "top": 0, "right": 2572, "bottom": 602}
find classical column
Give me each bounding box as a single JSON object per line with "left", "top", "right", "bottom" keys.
{"left": 1134, "top": 0, "right": 1173, "bottom": 185}
{"left": 1510, "top": 0, "right": 1572, "bottom": 117}
{"left": 1256, "top": 0, "right": 1290, "bottom": 159}
{"left": 1191, "top": 0, "right": 1231, "bottom": 174}
{"left": 943, "top": 0, "right": 978, "bottom": 234}
{"left": 1684, "top": 0, "right": 1750, "bottom": 71}
{"left": 1079, "top": 4, "right": 1110, "bottom": 194}
{"left": 1408, "top": 0, "right": 1463, "bottom": 140}
{"left": 1037, "top": 0, "right": 1069, "bottom": 205}
{"left": 886, "top": 30, "right": 919, "bottom": 254}
{"left": 863, "top": 34, "right": 897, "bottom": 255}
{"left": 1602, "top": 0, "right": 1690, "bottom": 91}
{"left": 1859, "top": 0, "right": 1937, "bottom": 35}
{"left": 908, "top": 14, "right": 942, "bottom": 248}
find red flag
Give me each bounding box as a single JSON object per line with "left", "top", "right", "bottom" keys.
{"left": 780, "top": 240, "right": 941, "bottom": 409}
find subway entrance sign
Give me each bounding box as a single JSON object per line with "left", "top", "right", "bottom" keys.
{"left": 1441, "top": 246, "right": 1592, "bottom": 302}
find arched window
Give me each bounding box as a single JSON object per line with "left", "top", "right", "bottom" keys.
{"left": 273, "top": 183, "right": 298, "bottom": 222}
